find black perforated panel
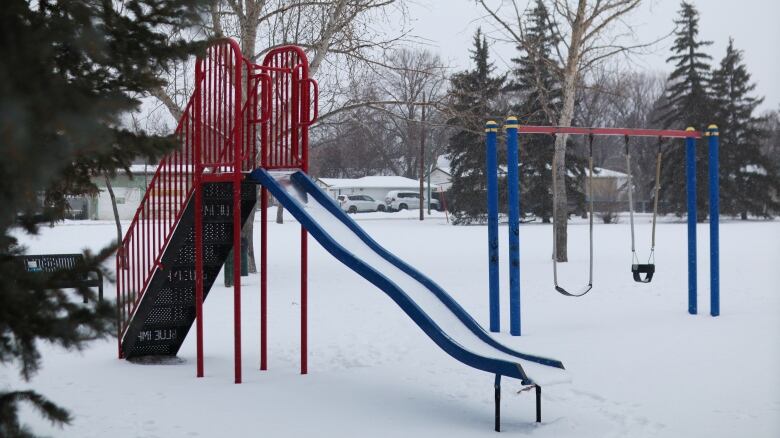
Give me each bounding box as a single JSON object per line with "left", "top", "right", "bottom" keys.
{"left": 122, "top": 181, "right": 257, "bottom": 358}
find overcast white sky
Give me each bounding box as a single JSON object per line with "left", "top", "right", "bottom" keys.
{"left": 399, "top": 0, "right": 779, "bottom": 112}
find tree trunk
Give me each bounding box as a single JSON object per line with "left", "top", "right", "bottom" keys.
{"left": 238, "top": 10, "right": 260, "bottom": 271}
{"left": 104, "top": 174, "right": 123, "bottom": 244}
{"left": 243, "top": 202, "right": 257, "bottom": 274}
{"left": 276, "top": 203, "right": 284, "bottom": 224}
{"left": 105, "top": 174, "right": 125, "bottom": 274}
{"left": 308, "top": 0, "right": 349, "bottom": 75}
{"left": 552, "top": 140, "right": 569, "bottom": 262}
{"left": 552, "top": 0, "right": 587, "bottom": 263}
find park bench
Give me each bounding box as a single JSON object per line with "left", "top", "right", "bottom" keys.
{"left": 17, "top": 253, "right": 103, "bottom": 303}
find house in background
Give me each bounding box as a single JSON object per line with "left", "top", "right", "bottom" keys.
{"left": 427, "top": 156, "right": 452, "bottom": 191}
{"left": 82, "top": 157, "right": 633, "bottom": 221}
{"left": 87, "top": 164, "right": 163, "bottom": 220}
{"left": 589, "top": 167, "right": 630, "bottom": 211}
{"left": 420, "top": 156, "right": 633, "bottom": 215}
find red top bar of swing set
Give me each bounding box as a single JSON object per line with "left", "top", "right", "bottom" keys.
{"left": 515, "top": 125, "right": 702, "bottom": 139}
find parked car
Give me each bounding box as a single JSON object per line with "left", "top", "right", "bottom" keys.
{"left": 337, "top": 194, "right": 385, "bottom": 213}
{"left": 384, "top": 190, "right": 440, "bottom": 211}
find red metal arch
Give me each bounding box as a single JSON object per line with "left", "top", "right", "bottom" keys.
{"left": 260, "top": 46, "right": 318, "bottom": 171}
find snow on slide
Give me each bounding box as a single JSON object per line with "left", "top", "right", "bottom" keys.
{"left": 251, "top": 169, "right": 568, "bottom": 386}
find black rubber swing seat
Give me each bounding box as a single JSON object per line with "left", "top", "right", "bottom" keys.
{"left": 555, "top": 284, "right": 593, "bottom": 297}
{"left": 631, "top": 264, "right": 655, "bottom": 283}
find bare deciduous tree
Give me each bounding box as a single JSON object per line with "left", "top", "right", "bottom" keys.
{"left": 150, "top": 0, "right": 410, "bottom": 271}
{"left": 478, "top": 0, "right": 648, "bottom": 261}
{"left": 578, "top": 67, "right": 666, "bottom": 205}
{"left": 759, "top": 107, "right": 780, "bottom": 169}
{"left": 377, "top": 49, "right": 447, "bottom": 178}
{"left": 310, "top": 49, "right": 449, "bottom": 184}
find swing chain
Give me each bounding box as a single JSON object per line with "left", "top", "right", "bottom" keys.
{"left": 650, "top": 136, "right": 663, "bottom": 262}
{"left": 625, "top": 135, "right": 637, "bottom": 255}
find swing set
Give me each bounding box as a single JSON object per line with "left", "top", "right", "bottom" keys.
{"left": 485, "top": 119, "right": 721, "bottom": 336}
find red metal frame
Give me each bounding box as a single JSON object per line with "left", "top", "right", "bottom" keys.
{"left": 117, "top": 39, "right": 317, "bottom": 382}
{"left": 515, "top": 125, "right": 702, "bottom": 139}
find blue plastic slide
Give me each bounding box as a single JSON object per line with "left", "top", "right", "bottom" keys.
{"left": 248, "top": 169, "right": 566, "bottom": 386}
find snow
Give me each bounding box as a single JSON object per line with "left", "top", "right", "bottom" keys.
{"left": 4, "top": 214, "right": 780, "bottom": 437}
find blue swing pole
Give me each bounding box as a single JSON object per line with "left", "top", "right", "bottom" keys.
{"left": 706, "top": 124, "right": 720, "bottom": 317}
{"left": 685, "top": 127, "right": 697, "bottom": 315}
{"left": 485, "top": 121, "right": 500, "bottom": 332}
{"left": 505, "top": 117, "right": 521, "bottom": 336}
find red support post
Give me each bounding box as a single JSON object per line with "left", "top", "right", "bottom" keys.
{"left": 260, "top": 188, "right": 268, "bottom": 370}
{"left": 258, "top": 57, "right": 270, "bottom": 372}
{"left": 194, "top": 58, "right": 205, "bottom": 379}
{"left": 301, "top": 227, "right": 308, "bottom": 375}
{"left": 233, "top": 178, "right": 242, "bottom": 383}
{"left": 233, "top": 47, "right": 243, "bottom": 385}
{"left": 116, "top": 251, "right": 122, "bottom": 359}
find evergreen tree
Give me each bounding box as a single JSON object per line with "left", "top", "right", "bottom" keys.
{"left": 447, "top": 29, "right": 505, "bottom": 224}
{"left": 711, "top": 38, "right": 780, "bottom": 218}
{"left": 657, "top": 1, "right": 714, "bottom": 219}
{"left": 506, "top": 0, "right": 585, "bottom": 222}
{"left": 0, "top": 1, "right": 207, "bottom": 435}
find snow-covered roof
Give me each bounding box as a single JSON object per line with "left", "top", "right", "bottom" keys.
{"left": 593, "top": 167, "right": 628, "bottom": 178}
{"left": 317, "top": 176, "right": 422, "bottom": 190}
{"left": 740, "top": 164, "right": 767, "bottom": 175}
{"left": 128, "top": 164, "right": 158, "bottom": 174}
{"left": 538, "top": 164, "right": 627, "bottom": 179}
{"left": 125, "top": 164, "right": 195, "bottom": 174}
{"left": 318, "top": 177, "right": 358, "bottom": 187}
{"left": 435, "top": 155, "right": 451, "bottom": 174}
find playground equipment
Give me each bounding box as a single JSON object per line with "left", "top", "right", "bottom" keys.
{"left": 624, "top": 136, "right": 662, "bottom": 283}
{"left": 485, "top": 120, "right": 721, "bottom": 335}
{"left": 115, "top": 39, "right": 563, "bottom": 429}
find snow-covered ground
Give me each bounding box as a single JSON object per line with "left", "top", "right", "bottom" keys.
{"left": 4, "top": 211, "right": 779, "bottom": 437}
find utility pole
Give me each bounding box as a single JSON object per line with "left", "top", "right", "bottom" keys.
{"left": 419, "top": 92, "right": 426, "bottom": 221}
{"left": 427, "top": 167, "right": 432, "bottom": 215}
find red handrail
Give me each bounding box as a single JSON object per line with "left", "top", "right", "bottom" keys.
{"left": 116, "top": 39, "right": 246, "bottom": 355}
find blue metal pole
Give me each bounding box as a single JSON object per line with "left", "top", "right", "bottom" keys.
{"left": 486, "top": 121, "right": 500, "bottom": 333}
{"left": 707, "top": 124, "right": 720, "bottom": 317}
{"left": 505, "top": 117, "right": 521, "bottom": 336}
{"left": 685, "top": 128, "right": 697, "bottom": 315}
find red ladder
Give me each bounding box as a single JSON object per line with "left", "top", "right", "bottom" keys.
{"left": 115, "top": 38, "right": 318, "bottom": 383}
